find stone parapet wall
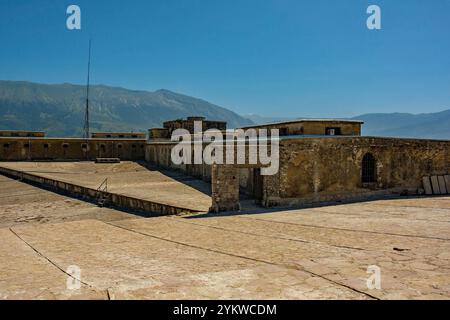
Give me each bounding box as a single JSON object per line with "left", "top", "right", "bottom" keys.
{"left": 0, "top": 166, "right": 199, "bottom": 216}
{"left": 0, "top": 138, "right": 146, "bottom": 161}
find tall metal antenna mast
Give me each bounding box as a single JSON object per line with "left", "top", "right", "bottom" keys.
{"left": 83, "top": 39, "right": 92, "bottom": 139}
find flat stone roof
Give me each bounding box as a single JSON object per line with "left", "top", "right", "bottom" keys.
{"left": 241, "top": 119, "right": 364, "bottom": 129}
{"left": 1, "top": 172, "right": 449, "bottom": 299}
{"left": 0, "top": 161, "right": 211, "bottom": 213}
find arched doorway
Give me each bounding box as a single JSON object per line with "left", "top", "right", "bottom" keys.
{"left": 362, "top": 153, "right": 376, "bottom": 183}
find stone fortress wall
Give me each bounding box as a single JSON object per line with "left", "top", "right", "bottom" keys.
{"left": 0, "top": 137, "right": 146, "bottom": 161}
{"left": 144, "top": 136, "right": 450, "bottom": 211}
{"left": 1, "top": 118, "right": 449, "bottom": 212}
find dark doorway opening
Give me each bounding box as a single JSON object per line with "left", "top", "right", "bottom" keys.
{"left": 253, "top": 168, "right": 264, "bottom": 203}
{"left": 362, "top": 153, "right": 376, "bottom": 183}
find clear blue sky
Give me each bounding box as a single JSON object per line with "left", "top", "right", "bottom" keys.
{"left": 1, "top": 0, "right": 449, "bottom": 118}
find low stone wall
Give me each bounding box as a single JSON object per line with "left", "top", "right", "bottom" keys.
{"left": 0, "top": 166, "right": 201, "bottom": 217}
{"left": 0, "top": 138, "right": 146, "bottom": 161}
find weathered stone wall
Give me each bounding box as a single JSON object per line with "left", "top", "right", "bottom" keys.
{"left": 91, "top": 132, "right": 146, "bottom": 139}
{"left": 210, "top": 164, "right": 240, "bottom": 212}
{"left": 145, "top": 142, "right": 212, "bottom": 181}
{"left": 146, "top": 136, "right": 449, "bottom": 211}
{"left": 301, "top": 122, "right": 361, "bottom": 136}
{"left": 148, "top": 128, "right": 170, "bottom": 141}
{"left": 278, "top": 137, "right": 450, "bottom": 201}
{"left": 163, "top": 118, "right": 227, "bottom": 135}
{"left": 0, "top": 138, "right": 146, "bottom": 161}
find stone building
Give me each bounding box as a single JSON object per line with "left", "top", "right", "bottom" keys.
{"left": 1, "top": 117, "right": 449, "bottom": 213}
{"left": 147, "top": 117, "right": 227, "bottom": 141}
{"left": 0, "top": 137, "right": 146, "bottom": 161}
{"left": 241, "top": 119, "right": 363, "bottom": 136}
{"left": 164, "top": 117, "right": 226, "bottom": 134}
{"left": 144, "top": 119, "right": 450, "bottom": 212}
{"left": 243, "top": 119, "right": 364, "bottom": 136}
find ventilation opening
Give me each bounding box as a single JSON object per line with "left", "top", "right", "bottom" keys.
{"left": 362, "top": 153, "right": 376, "bottom": 183}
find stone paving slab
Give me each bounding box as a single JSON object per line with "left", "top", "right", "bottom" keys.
{"left": 0, "top": 161, "right": 211, "bottom": 212}
{"left": 249, "top": 206, "right": 450, "bottom": 240}
{"left": 112, "top": 214, "right": 450, "bottom": 299}
{"left": 6, "top": 220, "right": 365, "bottom": 300}
{"left": 0, "top": 175, "right": 136, "bottom": 228}
{"left": 181, "top": 214, "right": 450, "bottom": 258}
{"left": 1, "top": 176, "right": 449, "bottom": 300}
{"left": 307, "top": 201, "right": 450, "bottom": 223}
{"left": 0, "top": 228, "right": 106, "bottom": 299}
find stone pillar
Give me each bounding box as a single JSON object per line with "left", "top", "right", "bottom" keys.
{"left": 210, "top": 164, "right": 240, "bottom": 213}
{"left": 261, "top": 173, "right": 280, "bottom": 207}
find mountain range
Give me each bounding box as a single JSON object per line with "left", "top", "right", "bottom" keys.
{"left": 353, "top": 111, "right": 450, "bottom": 139}
{"left": 0, "top": 80, "right": 449, "bottom": 139}
{"left": 0, "top": 80, "right": 252, "bottom": 137}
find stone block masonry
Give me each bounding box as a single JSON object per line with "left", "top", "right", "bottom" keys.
{"left": 0, "top": 138, "right": 146, "bottom": 161}
{"left": 210, "top": 164, "right": 240, "bottom": 212}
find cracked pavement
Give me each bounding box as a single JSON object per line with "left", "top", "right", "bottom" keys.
{"left": 0, "top": 175, "right": 449, "bottom": 299}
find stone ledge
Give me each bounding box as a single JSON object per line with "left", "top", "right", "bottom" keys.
{"left": 0, "top": 166, "right": 201, "bottom": 217}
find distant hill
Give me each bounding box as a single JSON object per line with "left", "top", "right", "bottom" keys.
{"left": 0, "top": 80, "right": 253, "bottom": 137}
{"left": 243, "top": 110, "right": 450, "bottom": 140}
{"left": 351, "top": 110, "right": 450, "bottom": 139}
{"left": 1, "top": 80, "right": 448, "bottom": 140}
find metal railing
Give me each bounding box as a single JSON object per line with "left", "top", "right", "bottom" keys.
{"left": 97, "top": 178, "right": 108, "bottom": 193}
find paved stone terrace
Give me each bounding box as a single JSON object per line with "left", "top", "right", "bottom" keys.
{"left": 0, "top": 175, "right": 449, "bottom": 299}
{"left": 0, "top": 161, "right": 212, "bottom": 213}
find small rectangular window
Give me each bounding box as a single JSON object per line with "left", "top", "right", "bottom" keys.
{"left": 326, "top": 127, "right": 341, "bottom": 136}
